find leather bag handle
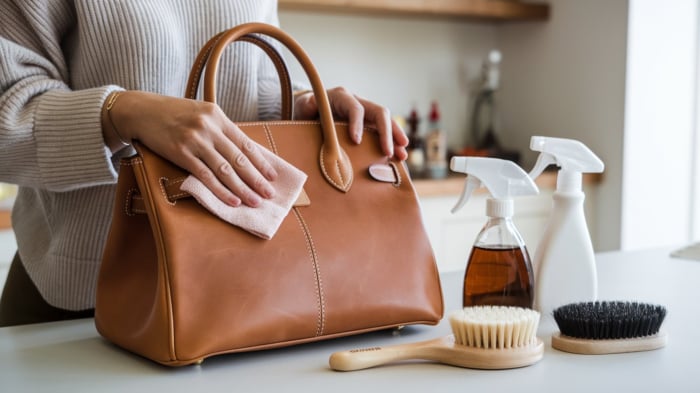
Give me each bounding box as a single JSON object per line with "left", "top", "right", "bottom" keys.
{"left": 190, "top": 22, "right": 353, "bottom": 193}
{"left": 186, "top": 32, "right": 293, "bottom": 120}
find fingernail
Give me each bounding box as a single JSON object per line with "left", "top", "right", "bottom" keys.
{"left": 266, "top": 167, "right": 278, "bottom": 180}
{"left": 228, "top": 196, "right": 241, "bottom": 207}
{"left": 264, "top": 185, "right": 276, "bottom": 199}
{"left": 247, "top": 194, "right": 262, "bottom": 207}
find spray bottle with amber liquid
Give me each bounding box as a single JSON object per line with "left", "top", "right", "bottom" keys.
{"left": 450, "top": 157, "right": 539, "bottom": 308}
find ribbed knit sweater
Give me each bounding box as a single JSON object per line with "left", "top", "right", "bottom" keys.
{"left": 0, "top": 0, "right": 284, "bottom": 310}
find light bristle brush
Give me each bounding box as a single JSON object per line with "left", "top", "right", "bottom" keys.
{"left": 329, "top": 306, "right": 544, "bottom": 371}
{"left": 551, "top": 301, "right": 668, "bottom": 355}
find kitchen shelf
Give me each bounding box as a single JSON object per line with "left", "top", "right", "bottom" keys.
{"left": 413, "top": 171, "right": 601, "bottom": 197}
{"left": 0, "top": 210, "right": 10, "bottom": 230}
{"left": 278, "top": 0, "right": 550, "bottom": 22}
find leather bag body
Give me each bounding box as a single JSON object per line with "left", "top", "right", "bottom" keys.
{"left": 95, "top": 23, "right": 443, "bottom": 367}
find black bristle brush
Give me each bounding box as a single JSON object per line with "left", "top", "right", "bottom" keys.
{"left": 551, "top": 301, "right": 668, "bottom": 355}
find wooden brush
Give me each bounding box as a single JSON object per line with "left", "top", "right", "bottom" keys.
{"left": 329, "top": 306, "right": 544, "bottom": 371}
{"left": 551, "top": 301, "right": 668, "bottom": 355}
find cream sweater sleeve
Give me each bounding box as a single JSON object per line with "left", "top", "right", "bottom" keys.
{"left": 0, "top": 0, "right": 122, "bottom": 192}
{"left": 254, "top": 2, "right": 310, "bottom": 121}
{"left": 256, "top": 2, "right": 285, "bottom": 121}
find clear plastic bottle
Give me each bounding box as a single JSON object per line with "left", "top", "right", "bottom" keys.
{"left": 450, "top": 156, "right": 539, "bottom": 309}
{"left": 464, "top": 199, "right": 534, "bottom": 308}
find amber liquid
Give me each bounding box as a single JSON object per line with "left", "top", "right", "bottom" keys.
{"left": 463, "top": 245, "right": 534, "bottom": 308}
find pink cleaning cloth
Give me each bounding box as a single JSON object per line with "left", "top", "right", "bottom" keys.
{"left": 180, "top": 143, "right": 307, "bottom": 240}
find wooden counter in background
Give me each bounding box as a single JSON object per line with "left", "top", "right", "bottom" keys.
{"left": 413, "top": 171, "right": 602, "bottom": 197}
{"left": 0, "top": 211, "right": 10, "bottom": 230}
{"left": 413, "top": 171, "right": 603, "bottom": 197}
{"left": 279, "top": 0, "right": 550, "bottom": 21}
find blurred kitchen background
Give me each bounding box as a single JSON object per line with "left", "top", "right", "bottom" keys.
{"left": 278, "top": 0, "right": 700, "bottom": 267}
{"left": 0, "top": 0, "right": 698, "bottom": 283}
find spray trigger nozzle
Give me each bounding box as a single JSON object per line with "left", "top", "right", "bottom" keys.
{"left": 528, "top": 136, "right": 604, "bottom": 192}
{"left": 528, "top": 153, "right": 558, "bottom": 180}
{"left": 450, "top": 156, "right": 538, "bottom": 214}
{"left": 528, "top": 136, "right": 603, "bottom": 178}
{"left": 451, "top": 176, "right": 481, "bottom": 214}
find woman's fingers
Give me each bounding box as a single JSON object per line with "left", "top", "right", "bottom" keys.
{"left": 193, "top": 119, "right": 281, "bottom": 207}
{"left": 185, "top": 152, "right": 242, "bottom": 207}
{"left": 389, "top": 117, "right": 409, "bottom": 161}
{"left": 326, "top": 87, "right": 365, "bottom": 145}
{"left": 354, "top": 96, "right": 398, "bottom": 158}
{"left": 324, "top": 87, "right": 409, "bottom": 160}
{"left": 215, "top": 125, "right": 278, "bottom": 205}
{"left": 113, "top": 91, "right": 277, "bottom": 207}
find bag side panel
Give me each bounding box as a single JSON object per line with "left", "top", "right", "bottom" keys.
{"left": 95, "top": 157, "right": 174, "bottom": 364}
{"left": 137, "top": 125, "right": 320, "bottom": 363}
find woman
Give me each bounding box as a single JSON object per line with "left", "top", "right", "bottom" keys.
{"left": 0, "top": 0, "right": 407, "bottom": 326}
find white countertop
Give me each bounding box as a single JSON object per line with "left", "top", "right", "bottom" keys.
{"left": 0, "top": 247, "right": 697, "bottom": 392}
{"left": 0, "top": 229, "right": 16, "bottom": 290}
{"left": 0, "top": 229, "right": 16, "bottom": 261}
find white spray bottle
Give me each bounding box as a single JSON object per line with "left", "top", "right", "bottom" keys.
{"left": 451, "top": 157, "right": 539, "bottom": 308}
{"left": 527, "top": 136, "right": 604, "bottom": 318}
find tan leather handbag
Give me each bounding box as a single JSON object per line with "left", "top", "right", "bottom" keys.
{"left": 95, "top": 23, "right": 443, "bottom": 367}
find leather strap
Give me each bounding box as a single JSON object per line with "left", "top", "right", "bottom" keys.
{"left": 199, "top": 23, "right": 353, "bottom": 193}
{"left": 186, "top": 32, "right": 294, "bottom": 120}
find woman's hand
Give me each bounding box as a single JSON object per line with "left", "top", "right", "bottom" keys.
{"left": 294, "top": 87, "right": 409, "bottom": 161}
{"left": 103, "top": 91, "right": 277, "bottom": 208}
{"left": 102, "top": 88, "right": 407, "bottom": 209}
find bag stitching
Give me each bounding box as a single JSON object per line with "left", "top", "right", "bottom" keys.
{"left": 265, "top": 124, "right": 325, "bottom": 335}
{"left": 335, "top": 160, "right": 344, "bottom": 185}
{"left": 125, "top": 188, "right": 135, "bottom": 217}
{"left": 262, "top": 124, "right": 279, "bottom": 154}
{"left": 158, "top": 177, "right": 178, "bottom": 206}
{"left": 319, "top": 144, "right": 344, "bottom": 190}
{"left": 389, "top": 162, "right": 402, "bottom": 187}
{"left": 163, "top": 177, "right": 189, "bottom": 200}
{"left": 120, "top": 159, "right": 146, "bottom": 216}
{"left": 243, "top": 120, "right": 320, "bottom": 127}
{"left": 125, "top": 188, "right": 147, "bottom": 216}
{"left": 239, "top": 120, "right": 376, "bottom": 133}
{"left": 292, "top": 208, "right": 325, "bottom": 336}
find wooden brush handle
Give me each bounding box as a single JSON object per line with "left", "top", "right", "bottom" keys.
{"left": 329, "top": 336, "right": 545, "bottom": 371}
{"left": 330, "top": 338, "right": 440, "bottom": 371}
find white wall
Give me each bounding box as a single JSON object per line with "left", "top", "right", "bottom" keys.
{"left": 278, "top": 11, "right": 498, "bottom": 149}
{"left": 621, "top": 0, "right": 699, "bottom": 250}
{"left": 497, "top": 0, "right": 629, "bottom": 251}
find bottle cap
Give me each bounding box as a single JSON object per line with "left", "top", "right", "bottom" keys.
{"left": 429, "top": 101, "right": 440, "bottom": 123}
{"left": 486, "top": 198, "right": 513, "bottom": 218}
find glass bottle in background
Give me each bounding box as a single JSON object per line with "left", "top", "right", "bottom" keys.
{"left": 406, "top": 107, "right": 425, "bottom": 178}
{"left": 425, "top": 101, "right": 447, "bottom": 179}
